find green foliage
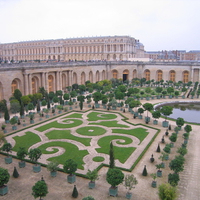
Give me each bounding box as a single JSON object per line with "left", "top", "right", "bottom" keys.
{"left": 168, "top": 173, "right": 180, "bottom": 186}
{"left": 0, "top": 167, "right": 10, "bottom": 187}
{"left": 72, "top": 185, "right": 78, "bottom": 198}
{"left": 184, "top": 124, "right": 192, "bottom": 133}
{"left": 10, "top": 101, "right": 20, "bottom": 114}
{"left": 86, "top": 169, "right": 99, "bottom": 182}
{"left": 20, "top": 101, "right": 25, "bottom": 116}
{"left": 47, "top": 161, "right": 59, "bottom": 172}
{"left": 21, "top": 95, "right": 31, "bottom": 105}
{"left": 138, "top": 108, "right": 144, "bottom": 115}
{"left": 156, "top": 144, "right": 161, "bottom": 152}
{"left": 2, "top": 142, "right": 12, "bottom": 154}
{"left": 17, "top": 147, "right": 28, "bottom": 160}
{"left": 143, "top": 103, "right": 153, "bottom": 117}
{"left": 13, "top": 167, "right": 19, "bottom": 178}
{"left": 158, "top": 183, "right": 177, "bottom": 200}
{"left": 27, "top": 103, "right": 34, "bottom": 111}
{"left": 152, "top": 110, "right": 161, "bottom": 119}
{"left": 176, "top": 117, "right": 185, "bottom": 127}
{"left": 10, "top": 117, "right": 17, "bottom": 125}
{"left": 32, "top": 180, "right": 48, "bottom": 199}
{"left": 109, "top": 142, "right": 115, "bottom": 168}
{"left": 82, "top": 196, "right": 95, "bottom": 200}
{"left": 142, "top": 165, "right": 148, "bottom": 176}
{"left": 177, "top": 147, "right": 187, "bottom": 156}
{"left": 4, "top": 106, "right": 10, "bottom": 121}
{"left": 123, "top": 174, "right": 138, "bottom": 191}
{"left": 41, "top": 99, "right": 47, "bottom": 106}
{"left": 169, "top": 155, "right": 185, "bottom": 173}
{"left": 163, "top": 144, "right": 171, "bottom": 153}
{"left": 169, "top": 133, "right": 177, "bottom": 142}
{"left": 63, "top": 159, "right": 77, "bottom": 175}
{"left": 13, "top": 89, "right": 22, "bottom": 102}
{"left": 106, "top": 168, "right": 124, "bottom": 187}
{"left": 28, "top": 148, "right": 42, "bottom": 163}
{"left": 160, "top": 106, "right": 173, "bottom": 120}
{"left": 52, "top": 96, "right": 59, "bottom": 103}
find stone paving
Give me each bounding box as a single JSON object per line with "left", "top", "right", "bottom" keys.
{"left": 0, "top": 98, "right": 200, "bottom": 200}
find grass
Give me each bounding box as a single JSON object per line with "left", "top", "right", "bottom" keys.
{"left": 64, "top": 113, "right": 83, "bottom": 118}
{"left": 112, "top": 128, "right": 149, "bottom": 143}
{"left": 38, "top": 141, "right": 88, "bottom": 170}
{"left": 93, "top": 156, "right": 105, "bottom": 162}
{"left": 89, "top": 120, "right": 129, "bottom": 128}
{"left": 76, "top": 126, "right": 106, "bottom": 136}
{"left": 13, "top": 131, "right": 41, "bottom": 152}
{"left": 45, "top": 130, "right": 91, "bottom": 146}
{"left": 35, "top": 119, "right": 83, "bottom": 132}
{"left": 87, "top": 112, "right": 117, "bottom": 121}
{"left": 96, "top": 135, "right": 135, "bottom": 163}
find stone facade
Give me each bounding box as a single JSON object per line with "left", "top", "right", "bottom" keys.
{"left": 0, "top": 61, "right": 200, "bottom": 102}
{"left": 0, "top": 36, "right": 145, "bottom": 62}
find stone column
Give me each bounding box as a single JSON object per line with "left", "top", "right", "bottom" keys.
{"left": 42, "top": 72, "right": 45, "bottom": 89}
{"left": 28, "top": 73, "right": 32, "bottom": 95}
{"left": 56, "top": 71, "right": 60, "bottom": 91}
{"left": 60, "top": 71, "right": 63, "bottom": 90}
{"left": 45, "top": 72, "right": 49, "bottom": 92}
{"left": 191, "top": 68, "right": 194, "bottom": 82}
{"left": 24, "top": 73, "right": 29, "bottom": 95}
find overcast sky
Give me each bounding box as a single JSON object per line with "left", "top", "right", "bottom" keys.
{"left": 0, "top": 0, "right": 200, "bottom": 51}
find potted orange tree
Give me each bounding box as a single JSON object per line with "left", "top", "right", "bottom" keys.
{"left": 0, "top": 167, "right": 10, "bottom": 196}
{"left": 86, "top": 169, "right": 99, "bottom": 189}
{"left": 1, "top": 143, "right": 13, "bottom": 164}
{"left": 63, "top": 159, "right": 77, "bottom": 183}
{"left": 28, "top": 148, "right": 42, "bottom": 172}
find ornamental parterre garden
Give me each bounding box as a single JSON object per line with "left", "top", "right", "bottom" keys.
{"left": 6, "top": 110, "right": 158, "bottom": 174}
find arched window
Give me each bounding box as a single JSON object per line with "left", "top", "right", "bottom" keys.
{"left": 145, "top": 69, "right": 150, "bottom": 81}
{"left": 133, "top": 69, "right": 137, "bottom": 79}
{"left": 96, "top": 71, "right": 100, "bottom": 82}
{"left": 112, "top": 70, "right": 118, "bottom": 79}
{"left": 89, "top": 71, "right": 93, "bottom": 83}
{"left": 183, "top": 71, "right": 189, "bottom": 83}
{"left": 32, "top": 76, "right": 39, "bottom": 94}
{"left": 73, "top": 72, "right": 77, "bottom": 84}
{"left": 169, "top": 70, "right": 176, "bottom": 82}
{"left": 48, "top": 75, "right": 54, "bottom": 92}
{"left": 157, "top": 70, "right": 163, "bottom": 81}
{"left": 81, "top": 72, "right": 85, "bottom": 85}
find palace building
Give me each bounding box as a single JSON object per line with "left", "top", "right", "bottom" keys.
{"left": 0, "top": 36, "right": 200, "bottom": 103}
{"left": 0, "top": 36, "right": 145, "bottom": 62}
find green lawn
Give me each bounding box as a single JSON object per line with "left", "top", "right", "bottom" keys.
{"left": 13, "top": 132, "right": 41, "bottom": 152}
{"left": 96, "top": 135, "right": 135, "bottom": 163}
{"left": 63, "top": 113, "right": 83, "bottom": 118}
{"left": 87, "top": 112, "right": 117, "bottom": 121}
{"left": 38, "top": 141, "right": 88, "bottom": 170}
{"left": 89, "top": 120, "right": 129, "bottom": 128}
{"left": 112, "top": 128, "right": 149, "bottom": 143}
{"left": 76, "top": 126, "right": 106, "bottom": 136}
{"left": 35, "top": 119, "right": 83, "bottom": 132}
{"left": 45, "top": 130, "right": 91, "bottom": 146}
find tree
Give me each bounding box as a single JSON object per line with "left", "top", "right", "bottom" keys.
{"left": 28, "top": 148, "right": 42, "bottom": 164}
{"left": 10, "top": 101, "right": 20, "bottom": 115}
{"left": 177, "top": 147, "right": 187, "bottom": 156}
{"left": 160, "top": 106, "right": 173, "bottom": 121}
{"left": 13, "top": 89, "right": 22, "bottom": 103}
{"left": 20, "top": 101, "right": 25, "bottom": 117}
{"left": 86, "top": 169, "right": 99, "bottom": 182}
{"left": 63, "top": 159, "right": 77, "bottom": 175}
{"left": 168, "top": 173, "right": 179, "bottom": 186}
{"left": 2, "top": 143, "right": 12, "bottom": 154}
{"left": 115, "top": 91, "right": 124, "bottom": 102}
{"left": 72, "top": 185, "right": 78, "bottom": 198}
{"left": 21, "top": 95, "right": 31, "bottom": 105}
{"left": 0, "top": 167, "right": 10, "bottom": 187}
{"left": 17, "top": 147, "right": 28, "bottom": 161}
{"left": 4, "top": 106, "right": 10, "bottom": 122}
{"left": 155, "top": 87, "right": 163, "bottom": 94}
{"left": 36, "top": 100, "right": 41, "bottom": 112}
{"left": 169, "top": 133, "right": 177, "bottom": 143}
{"left": 176, "top": 117, "right": 185, "bottom": 128}
{"left": 52, "top": 96, "right": 59, "bottom": 103}
{"left": 152, "top": 110, "right": 161, "bottom": 121}
{"left": 167, "top": 87, "right": 174, "bottom": 95}
{"left": 123, "top": 174, "right": 138, "bottom": 193}
{"left": 38, "top": 87, "right": 47, "bottom": 97}
{"left": 92, "top": 92, "right": 102, "bottom": 103}
{"left": 106, "top": 168, "right": 124, "bottom": 188}
{"left": 27, "top": 103, "right": 34, "bottom": 111}
{"left": 41, "top": 100, "right": 47, "bottom": 107}
{"left": 169, "top": 155, "right": 185, "bottom": 174}
{"left": 82, "top": 196, "right": 95, "bottom": 200}
{"left": 32, "top": 180, "right": 48, "bottom": 200}
{"left": 109, "top": 142, "right": 115, "bottom": 168}
{"left": 184, "top": 124, "right": 192, "bottom": 133}
{"left": 63, "top": 93, "right": 70, "bottom": 101}
{"left": 158, "top": 183, "right": 177, "bottom": 200}
{"left": 13, "top": 167, "right": 19, "bottom": 178}
{"left": 143, "top": 103, "right": 153, "bottom": 117}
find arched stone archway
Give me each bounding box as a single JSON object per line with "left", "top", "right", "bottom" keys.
{"left": 11, "top": 78, "right": 22, "bottom": 94}
{"left": 48, "top": 75, "right": 54, "bottom": 92}
{"left": 96, "top": 71, "right": 100, "bottom": 82}
{"left": 133, "top": 69, "right": 137, "bottom": 79}
{"left": 144, "top": 69, "right": 150, "bottom": 81}
{"left": 32, "top": 76, "right": 39, "bottom": 94}
{"left": 123, "top": 69, "right": 129, "bottom": 81}
{"left": 157, "top": 70, "right": 163, "bottom": 81}
{"left": 89, "top": 71, "right": 93, "bottom": 83}
{"left": 102, "top": 70, "right": 106, "bottom": 80}
{"left": 62, "top": 73, "right": 68, "bottom": 89}
{"left": 112, "top": 70, "right": 118, "bottom": 79}
{"left": 81, "top": 72, "right": 86, "bottom": 85}
{"left": 73, "top": 72, "right": 77, "bottom": 84}
{"left": 183, "top": 71, "right": 189, "bottom": 83}
{"left": 169, "top": 70, "right": 176, "bottom": 82}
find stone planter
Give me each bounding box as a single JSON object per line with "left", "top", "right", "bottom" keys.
{"left": 58, "top": 110, "right": 62, "bottom": 114}
{"left": 23, "top": 123, "right": 26, "bottom": 127}
{"left": 33, "top": 164, "right": 41, "bottom": 173}
{"left": 165, "top": 154, "right": 169, "bottom": 160}
{"left": 45, "top": 115, "right": 50, "bottom": 118}
{"left": 30, "top": 120, "right": 34, "bottom": 124}
{"left": 12, "top": 125, "right": 17, "bottom": 130}
{"left": 88, "top": 181, "right": 95, "bottom": 189}
{"left": 157, "top": 96, "right": 161, "bottom": 99}
{"left": 145, "top": 116, "right": 150, "bottom": 123}
{"left": 67, "top": 174, "right": 76, "bottom": 183}
{"left": 151, "top": 181, "right": 157, "bottom": 188}
{"left": 19, "top": 161, "right": 26, "bottom": 168}
{"left": 170, "top": 142, "right": 174, "bottom": 148}
{"left": 88, "top": 104, "right": 92, "bottom": 108}
{"left": 109, "top": 186, "right": 118, "bottom": 197}
{"left": 112, "top": 106, "right": 116, "bottom": 110}
{"left": 5, "top": 156, "right": 12, "bottom": 164}
{"left": 161, "top": 162, "right": 165, "bottom": 168}
{"left": 138, "top": 115, "right": 143, "bottom": 119}
{"left": 182, "top": 95, "right": 185, "bottom": 99}
{"left": 3, "top": 129, "right": 7, "bottom": 133}
{"left": 157, "top": 170, "right": 162, "bottom": 177}
{"left": 162, "top": 121, "right": 169, "bottom": 127}
{"left": 153, "top": 120, "right": 158, "bottom": 125}
{"left": 50, "top": 171, "right": 57, "bottom": 177}
{"left": 73, "top": 99, "right": 76, "bottom": 102}
{"left": 69, "top": 106, "right": 73, "bottom": 110}
{"left": 0, "top": 185, "right": 8, "bottom": 196}
{"left": 126, "top": 192, "right": 132, "bottom": 199}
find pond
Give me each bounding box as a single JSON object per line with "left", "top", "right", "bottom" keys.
{"left": 155, "top": 101, "right": 200, "bottom": 124}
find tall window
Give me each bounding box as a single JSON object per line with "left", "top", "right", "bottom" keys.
{"left": 170, "top": 70, "right": 176, "bottom": 82}
{"left": 157, "top": 70, "right": 163, "bottom": 81}
{"left": 113, "top": 70, "right": 118, "bottom": 79}
{"left": 183, "top": 71, "right": 189, "bottom": 83}
{"left": 48, "top": 75, "right": 53, "bottom": 92}
{"left": 145, "top": 70, "right": 150, "bottom": 81}
{"left": 11, "top": 80, "right": 18, "bottom": 94}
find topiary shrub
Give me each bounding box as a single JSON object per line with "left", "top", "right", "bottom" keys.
{"left": 63, "top": 159, "right": 77, "bottom": 175}
{"left": 13, "top": 167, "right": 19, "bottom": 178}
{"left": 0, "top": 167, "right": 10, "bottom": 187}
{"left": 142, "top": 165, "right": 148, "bottom": 176}
{"left": 72, "top": 185, "right": 78, "bottom": 198}
{"left": 106, "top": 168, "right": 124, "bottom": 188}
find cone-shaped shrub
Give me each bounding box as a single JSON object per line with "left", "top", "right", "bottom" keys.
{"left": 72, "top": 185, "right": 78, "bottom": 198}
{"left": 142, "top": 165, "right": 148, "bottom": 176}
{"left": 13, "top": 167, "right": 19, "bottom": 178}
{"left": 156, "top": 144, "right": 161, "bottom": 152}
